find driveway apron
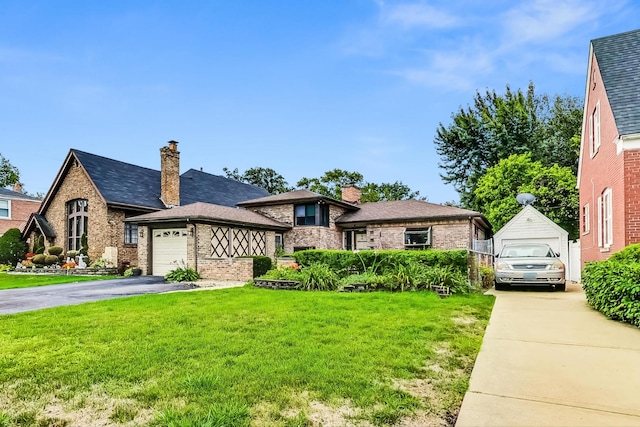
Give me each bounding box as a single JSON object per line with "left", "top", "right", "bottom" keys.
{"left": 456, "top": 282, "right": 640, "bottom": 427}
{"left": 0, "top": 276, "right": 195, "bottom": 315}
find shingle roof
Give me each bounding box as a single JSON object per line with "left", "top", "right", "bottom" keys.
{"left": 336, "top": 199, "right": 487, "bottom": 225}
{"left": 237, "top": 189, "right": 358, "bottom": 210}
{"left": 72, "top": 150, "right": 270, "bottom": 210}
{"left": 592, "top": 29, "right": 640, "bottom": 136}
{"left": 127, "top": 202, "right": 290, "bottom": 230}
{"left": 0, "top": 187, "right": 41, "bottom": 202}
{"left": 25, "top": 213, "right": 56, "bottom": 238}
{"left": 180, "top": 169, "right": 270, "bottom": 207}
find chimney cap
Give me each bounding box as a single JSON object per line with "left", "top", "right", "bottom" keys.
{"left": 168, "top": 140, "right": 179, "bottom": 150}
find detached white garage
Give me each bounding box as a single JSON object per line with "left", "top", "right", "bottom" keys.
{"left": 493, "top": 205, "right": 570, "bottom": 280}
{"left": 152, "top": 228, "right": 188, "bottom": 276}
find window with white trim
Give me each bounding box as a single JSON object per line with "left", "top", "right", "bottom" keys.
{"left": 0, "top": 199, "right": 9, "bottom": 219}
{"left": 67, "top": 199, "right": 88, "bottom": 251}
{"left": 589, "top": 102, "right": 601, "bottom": 157}
{"left": 582, "top": 204, "right": 590, "bottom": 234}
{"left": 598, "top": 189, "right": 613, "bottom": 248}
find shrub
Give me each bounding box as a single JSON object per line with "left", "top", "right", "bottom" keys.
{"left": 339, "top": 272, "right": 390, "bottom": 289}
{"left": 297, "top": 263, "right": 339, "bottom": 291}
{"left": 0, "top": 228, "right": 27, "bottom": 266}
{"left": 479, "top": 266, "right": 495, "bottom": 289}
{"left": 259, "top": 266, "right": 302, "bottom": 281}
{"left": 66, "top": 250, "right": 78, "bottom": 258}
{"left": 609, "top": 243, "right": 640, "bottom": 263}
{"left": 422, "top": 266, "right": 470, "bottom": 294}
{"left": 0, "top": 264, "right": 13, "bottom": 272}
{"left": 582, "top": 260, "right": 640, "bottom": 327}
{"left": 47, "top": 246, "right": 63, "bottom": 256}
{"left": 80, "top": 233, "right": 88, "bottom": 257}
{"left": 165, "top": 263, "right": 200, "bottom": 282}
{"left": 292, "top": 249, "right": 468, "bottom": 277}
{"left": 44, "top": 255, "right": 59, "bottom": 265}
{"left": 33, "top": 235, "right": 45, "bottom": 254}
{"left": 32, "top": 254, "right": 46, "bottom": 265}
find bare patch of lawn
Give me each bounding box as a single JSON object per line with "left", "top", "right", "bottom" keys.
{"left": 0, "top": 286, "right": 494, "bottom": 426}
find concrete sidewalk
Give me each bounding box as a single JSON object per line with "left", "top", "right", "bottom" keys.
{"left": 456, "top": 282, "right": 640, "bottom": 427}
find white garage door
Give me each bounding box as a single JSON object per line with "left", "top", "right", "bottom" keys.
{"left": 152, "top": 228, "right": 188, "bottom": 276}
{"left": 502, "top": 237, "right": 561, "bottom": 254}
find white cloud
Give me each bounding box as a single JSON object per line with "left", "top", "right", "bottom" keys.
{"left": 381, "top": 2, "right": 459, "bottom": 29}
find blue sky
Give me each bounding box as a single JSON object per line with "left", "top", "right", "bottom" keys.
{"left": 1, "top": 0, "right": 638, "bottom": 203}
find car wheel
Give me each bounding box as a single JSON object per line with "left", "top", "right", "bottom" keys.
{"left": 555, "top": 283, "right": 566, "bottom": 292}
{"left": 495, "top": 282, "right": 510, "bottom": 291}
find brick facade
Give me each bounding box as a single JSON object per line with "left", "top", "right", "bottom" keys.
{"left": 34, "top": 162, "right": 140, "bottom": 265}
{"left": 247, "top": 203, "right": 347, "bottom": 252}
{"left": 579, "top": 53, "right": 630, "bottom": 263}
{"left": 160, "top": 141, "right": 180, "bottom": 207}
{"left": 358, "top": 219, "right": 477, "bottom": 250}
{"left": 0, "top": 198, "right": 41, "bottom": 235}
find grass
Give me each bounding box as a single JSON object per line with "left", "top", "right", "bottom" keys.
{"left": 0, "top": 286, "right": 495, "bottom": 426}
{"left": 0, "top": 272, "right": 117, "bottom": 290}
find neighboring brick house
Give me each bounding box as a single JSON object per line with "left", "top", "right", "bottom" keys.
{"left": 0, "top": 184, "right": 41, "bottom": 236}
{"left": 577, "top": 29, "right": 640, "bottom": 264}
{"left": 23, "top": 141, "right": 270, "bottom": 269}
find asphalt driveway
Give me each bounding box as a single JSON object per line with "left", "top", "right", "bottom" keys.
{"left": 0, "top": 276, "right": 197, "bottom": 315}
{"left": 456, "top": 282, "right": 640, "bottom": 426}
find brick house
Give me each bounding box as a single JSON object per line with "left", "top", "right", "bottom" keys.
{"left": 23, "top": 141, "right": 271, "bottom": 268}
{"left": 0, "top": 184, "right": 41, "bottom": 236}
{"left": 577, "top": 29, "right": 640, "bottom": 264}
{"left": 129, "top": 186, "right": 489, "bottom": 281}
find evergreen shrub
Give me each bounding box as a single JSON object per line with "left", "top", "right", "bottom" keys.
{"left": 0, "top": 228, "right": 27, "bottom": 266}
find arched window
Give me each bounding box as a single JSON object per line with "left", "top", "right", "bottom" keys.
{"left": 67, "top": 199, "right": 88, "bottom": 251}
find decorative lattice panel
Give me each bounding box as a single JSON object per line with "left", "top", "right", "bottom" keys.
{"left": 211, "top": 226, "right": 230, "bottom": 258}
{"left": 251, "top": 231, "right": 267, "bottom": 256}
{"left": 233, "top": 229, "right": 250, "bottom": 257}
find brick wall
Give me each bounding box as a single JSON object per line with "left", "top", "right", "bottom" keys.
{"left": 364, "top": 220, "right": 472, "bottom": 250}
{"left": 138, "top": 225, "right": 150, "bottom": 275}
{"left": 247, "top": 203, "right": 346, "bottom": 252}
{"left": 197, "top": 258, "right": 253, "bottom": 281}
{"left": 624, "top": 151, "right": 640, "bottom": 246}
{"left": 0, "top": 198, "right": 41, "bottom": 234}
{"left": 42, "top": 162, "right": 109, "bottom": 261}
{"left": 579, "top": 53, "right": 627, "bottom": 263}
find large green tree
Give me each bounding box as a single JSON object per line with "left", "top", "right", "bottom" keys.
{"left": 434, "top": 82, "right": 582, "bottom": 209}
{"left": 0, "top": 153, "right": 20, "bottom": 188}
{"left": 474, "top": 153, "right": 579, "bottom": 239}
{"left": 223, "top": 167, "right": 292, "bottom": 195}
{"left": 297, "top": 169, "right": 424, "bottom": 202}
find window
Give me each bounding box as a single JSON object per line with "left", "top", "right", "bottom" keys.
{"left": 275, "top": 234, "right": 284, "bottom": 252}
{"left": 404, "top": 228, "right": 431, "bottom": 249}
{"left": 67, "top": 199, "right": 88, "bottom": 251}
{"left": 0, "top": 199, "right": 9, "bottom": 219}
{"left": 125, "top": 223, "right": 138, "bottom": 244}
{"left": 582, "top": 204, "right": 590, "bottom": 234}
{"left": 294, "top": 203, "right": 329, "bottom": 227}
{"left": 598, "top": 189, "right": 613, "bottom": 248}
{"left": 590, "top": 102, "right": 601, "bottom": 157}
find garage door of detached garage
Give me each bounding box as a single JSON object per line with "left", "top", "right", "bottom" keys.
{"left": 152, "top": 228, "right": 188, "bottom": 276}
{"left": 493, "top": 205, "right": 571, "bottom": 280}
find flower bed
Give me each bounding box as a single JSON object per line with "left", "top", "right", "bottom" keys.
{"left": 10, "top": 267, "right": 118, "bottom": 276}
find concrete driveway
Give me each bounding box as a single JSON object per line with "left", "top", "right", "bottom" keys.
{"left": 456, "top": 282, "right": 640, "bottom": 426}
{"left": 0, "top": 276, "right": 197, "bottom": 315}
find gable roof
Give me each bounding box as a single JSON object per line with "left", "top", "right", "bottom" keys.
{"left": 237, "top": 189, "right": 358, "bottom": 210}
{"left": 24, "top": 213, "right": 56, "bottom": 239}
{"left": 126, "top": 202, "right": 290, "bottom": 231}
{"left": 335, "top": 199, "right": 490, "bottom": 228}
{"left": 38, "top": 149, "right": 271, "bottom": 214}
{"left": 0, "top": 187, "right": 41, "bottom": 202}
{"left": 494, "top": 205, "right": 568, "bottom": 239}
{"left": 591, "top": 29, "right": 640, "bottom": 136}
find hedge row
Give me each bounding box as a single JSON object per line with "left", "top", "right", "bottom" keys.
{"left": 240, "top": 255, "right": 272, "bottom": 278}
{"left": 291, "top": 249, "right": 468, "bottom": 276}
{"left": 582, "top": 244, "right": 640, "bottom": 327}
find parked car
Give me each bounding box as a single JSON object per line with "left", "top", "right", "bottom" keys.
{"left": 494, "top": 243, "right": 565, "bottom": 291}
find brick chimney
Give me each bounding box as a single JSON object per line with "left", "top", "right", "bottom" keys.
{"left": 342, "top": 184, "right": 361, "bottom": 204}
{"left": 12, "top": 182, "right": 23, "bottom": 193}
{"left": 160, "top": 141, "right": 180, "bottom": 207}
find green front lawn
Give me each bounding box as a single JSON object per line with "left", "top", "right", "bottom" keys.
{"left": 0, "top": 273, "right": 117, "bottom": 290}
{"left": 0, "top": 287, "right": 494, "bottom": 426}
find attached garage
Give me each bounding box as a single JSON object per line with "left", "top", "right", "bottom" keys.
{"left": 493, "top": 205, "right": 571, "bottom": 280}
{"left": 152, "top": 228, "right": 188, "bottom": 276}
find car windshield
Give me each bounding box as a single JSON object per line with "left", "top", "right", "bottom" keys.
{"left": 500, "top": 244, "right": 554, "bottom": 258}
